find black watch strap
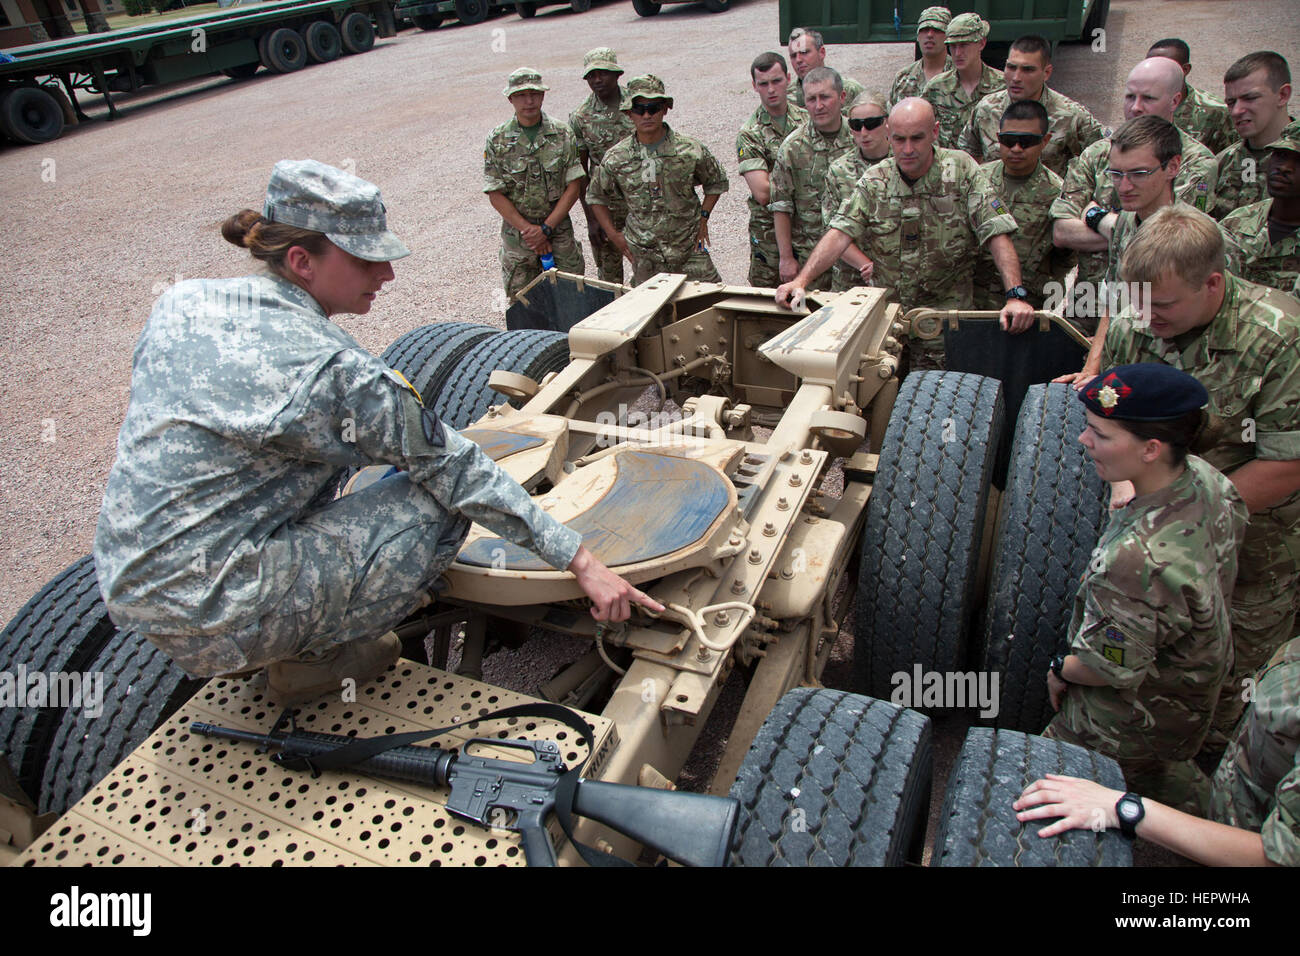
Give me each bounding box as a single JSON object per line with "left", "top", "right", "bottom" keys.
{"left": 700, "top": 209, "right": 711, "bottom": 220}
{"left": 541, "top": 223, "right": 554, "bottom": 238}
{"left": 1116, "top": 792, "right": 1145, "bottom": 839}
{"left": 1085, "top": 206, "right": 1108, "bottom": 233}
{"left": 1004, "top": 285, "right": 1029, "bottom": 300}
{"left": 1050, "top": 654, "right": 1070, "bottom": 683}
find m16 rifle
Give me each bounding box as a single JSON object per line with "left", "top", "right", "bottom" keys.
{"left": 192, "top": 706, "right": 738, "bottom": 867}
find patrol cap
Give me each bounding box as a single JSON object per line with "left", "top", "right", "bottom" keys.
{"left": 1077, "top": 363, "right": 1209, "bottom": 421}
{"left": 945, "top": 11, "right": 988, "bottom": 43}
{"left": 917, "top": 6, "right": 951, "bottom": 33}
{"left": 622, "top": 74, "right": 674, "bottom": 109}
{"left": 503, "top": 67, "right": 549, "bottom": 97}
{"left": 583, "top": 47, "right": 623, "bottom": 77}
{"left": 1266, "top": 129, "right": 1300, "bottom": 156}
{"left": 263, "top": 159, "right": 410, "bottom": 262}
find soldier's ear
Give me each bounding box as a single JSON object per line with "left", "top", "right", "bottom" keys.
{"left": 284, "top": 245, "right": 315, "bottom": 282}
{"left": 1043, "top": 62, "right": 1054, "bottom": 84}
{"left": 1166, "top": 154, "right": 1183, "bottom": 179}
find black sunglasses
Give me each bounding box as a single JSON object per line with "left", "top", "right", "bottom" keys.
{"left": 998, "top": 132, "right": 1045, "bottom": 149}
{"left": 630, "top": 102, "right": 665, "bottom": 116}
{"left": 848, "top": 115, "right": 887, "bottom": 132}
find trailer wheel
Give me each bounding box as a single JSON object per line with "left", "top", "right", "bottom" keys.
{"left": 631, "top": 0, "right": 661, "bottom": 15}
{"left": 0, "top": 86, "right": 65, "bottom": 145}
{"left": 453, "top": 0, "right": 488, "bottom": 25}
{"left": 932, "top": 728, "right": 1132, "bottom": 866}
{"left": 305, "top": 21, "right": 343, "bottom": 63}
{"left": 701, "top": 0, "right": 730, "bottom": 11}
{"left": 435, "top": 330, "right": 569, "bottom": 429}
{"left": 221, "top": 62, "right": 261, "bottom": 79}
{"left": 514, "top": 1, "right": 536, "bottom": 15}
{"left": 39, "top": 629, "right": 204, "bottom": 815}
{"left": 264, "top": 28, "right": 307, "bottom": 73}
{"left": 0, "top": 556, "right": 118, "bottom": 804}
{"left": 855, "top": 371, "right": 1004, "bottom": 700}
{"left": 729, "top": 688, "right": 932, "bottom": 866}
{"left": 411, "top": 12, "right": 442, "bottom": 29}
{"left": 570, "top": 0, "right": 591, "bottom": 12}
{"left": 976, "top": 385, "right": 1107, "bottom": 733}
{"left": 381, "top": 321, "right": 499, "bottom": 407}
{"left": 340, "top": 12, "right": 375, "bottom": 53}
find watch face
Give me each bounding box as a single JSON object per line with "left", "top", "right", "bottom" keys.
{"left": 1118, "top": 798, "right": 1140, "bottom": 822}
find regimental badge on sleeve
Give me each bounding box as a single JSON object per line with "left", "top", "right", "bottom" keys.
{"left": 1101, "top": 625, "right": 1126, "bottom": 666}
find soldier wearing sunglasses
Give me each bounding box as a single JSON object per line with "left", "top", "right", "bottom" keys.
{"left": 959, "top": 34, "right": 1103, "bottom": 176}
{"left": 822, "top": 92, "right": 892, "bottom": 292}
{"left": 973, "top": 100, "right": 1074, "bottom": 310}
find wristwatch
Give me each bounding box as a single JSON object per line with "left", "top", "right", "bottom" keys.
{"left": 1004, "top": 285, "right": 1029, "bottom": 301}
{"left": 700, "top": 209, "right": 711, "bottom": 220}
{"left": 1049, "top": 653, "right": 1070, "bottom": 683}
{"left": 1084, "top": 206, "right": 1109, "bottom": 233}
{"left": 540, "top": 223, "right": 554, "bottom": 238}
{"left": 1115, "top": 792, "right": 1145, "bottom": 839}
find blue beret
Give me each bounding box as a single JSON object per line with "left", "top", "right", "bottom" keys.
{"left": 1077, "top": 363, "right": 1208, "bottom": 421}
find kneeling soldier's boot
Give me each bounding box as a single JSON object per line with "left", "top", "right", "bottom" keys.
{"left": 267, "top": 632, "right": 401, "bottom": 704}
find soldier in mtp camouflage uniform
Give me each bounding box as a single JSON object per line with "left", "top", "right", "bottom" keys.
{"left": 922, "top": 12, "right": 1005, "bottom": 150}
{"left": 1043, "top": 363, "right": 1248, "bottom": 814}
{"left": 973, "top": 99, "right": 1073, "bottom": 310}
{"left": 484, "top": 69, "right": 586, "bottom": 298}
{"left": 1017, "top": 634, "right": 1300, "bottom": 866}
{"left": 1096, "top": 206, "right": 1300, "bottom": 758}
{"left": 1219, "top": 133, "right": 1300, "bottom": 293}
{"left": 773, "top": 97, "right": 1033, "bottom": 371}
{"left": 787, "top": 27, "right": 864, "bottom": 112}
{"left": 959, "top": 34, "right": 1103, "bottom": 175}
{"left": 587, "top": 75, "right": 728, "bottom": 285}
{"left": 570, "top": 48, "right": 635, "bottom": 284}
{"left": 1213, "top": 52, "right": 1294, "bottom": 219}
{"left": 770, "top": 66, "right": 854, "bottom": 289}
{"left": 94, "top": 160, "right": 655, "bottom": 702}
{"left": 888, "top": 6, "right": 952, "bottom": 109}
{"left": 1148, "top": 38, "right": 1239, "bottom": 156}
{"left": 1051, "top": 57, "right": 1219, "bottom": 301}
{"left": 823, "top": 91, "right": 892, "bottom": 292}
{"left": 737, "top": 51, "right": 809, "bottom": 287}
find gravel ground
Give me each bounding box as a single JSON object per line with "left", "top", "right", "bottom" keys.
{"left": 2, "top": 0, "right": 1296, "bottom": 866}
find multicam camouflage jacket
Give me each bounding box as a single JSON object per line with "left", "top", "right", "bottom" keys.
{"left": 1211, "top": 636, "right": 1300, "bottom": 866}
{"left": 1055, "top": 456, "right": 1247, "bottom": 761}
{"left": 94, "top": 276, "right": 581, "bottom": 638}
{"left": 482, "top": 113, "right": 585, "bottom": 221}
{"left": 587, "top": 124, "right": 729, "bottom": 262}
{"left": 736, "top": 102, "right": 809, "bottom": 238}
{"left": 828, "top": 147, "right": 1018, "bottom": 311}
{"left": 1212, "top": 138, "right": 1276, "bottom": 219}
{"left": 1174, "top": 83, "right": 1238, "bottom": 157}
{"left": 974, "top": 159, "right": 1073, "bottom": 307}
{"left": 1219, "top": 198, "right": 1300, "bottom": 294}
{"left": 789, "top": 71, "right": 865, "bottom": 112}
{"left": 770, "top": 119, "right": 856, "bottom": 256}
{"left": 569, "top": 89, "right": 635, "bottom": 170}
{"left": 922, "top": 62, "right": 1005, "bottom": 149}
{"left": 888, "top": 56, "right": 951, "bottom": 109}
{"left": 959, "top": 85, "right": 1105, "bottom": 176}
{"left": 822, "top": 147, "right": 888, "bottom": 289}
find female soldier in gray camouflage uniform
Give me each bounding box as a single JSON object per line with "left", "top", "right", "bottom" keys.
{"left": 94, "top": 160, "right": 657, "bottom": 704}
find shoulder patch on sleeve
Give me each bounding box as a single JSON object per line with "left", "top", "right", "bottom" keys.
{"left": 1101, "top": 625, "right": 1127, "bottom": 666}
{"left": 990, "top": 196, "right": 1007, "bottom": 215}
{"left": 384, "top": 367, "right": 424, "bottom": 406}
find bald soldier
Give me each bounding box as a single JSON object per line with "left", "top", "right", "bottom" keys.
{"left": 787, "top": 27, "right": 864, "bottom": 112}
{"left": 888, "top": 6, "right": 952, "bottom": 108}
{"left": 1148, "top": 37, "right": 1238, "bottom": 156}
{"left": 922, "top": 12, "right": 1005, "bottom": 150}
{"left": 959, "top": 34, "right": 1104, "bottom": 175}
{"left": 1051, "top": 57, "right": 1219, "bottom": 312}
{"left": 774, "top": 98, "right": 1033, "bottom": 371}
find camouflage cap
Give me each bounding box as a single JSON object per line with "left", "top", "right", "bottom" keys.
{"left": 263, "top": 160, "right": 410, "bottom": 262}
{"left": 1078, "top": 364, "right": 1209, "bottom": 421}
{"left": 583, "top": 47, "right": 623, "bottom": 77}
{"left": 1267, "top": 130, "right": 1300, "bottom": 156}
{"left": 622, "top": 73, "right": 673, "bottom": 109}
{"left": 503, "top": 67, "right": 549, "bottom": 97}
{"left": 917, "top": 6, "right": 951, "bottom": 33}
{"left": 945, "top": 11, "right": 988, "bottom": 43}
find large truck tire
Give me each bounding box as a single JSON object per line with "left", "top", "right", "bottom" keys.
{"left": 0, "top": 86, "right": 65, "bottom": 144}
{"left": 39, "top": 629, "right": 204, "bottom": 815}
{"left": 0, "top": 556, "right": 118, "bottom": 803}
{"left": 435, "top": 330, "right": 569, "bottom": 429}
{"left": 339, "top": 11, "right": 376, "bottom": 53}
{"left": 453, "top": 0, "right": 489, "bottom": 25}
{"left": 631, "top": 0, "right": 661, "bottom": 15}
{"left": 977, "top": 384, "right": 1108, "bottom": 733}
{"left": 304, "top": 20, "right": 343, "bottom": 63}
{"left": 855, "top": 371, "right": 1005, "bottom": 700}
{"left": 932, "top": 728, "right": 1132, "bottom": 866}
{"left": 381, "top": 322, "right": 499, "bottom": 408}
{"left": 263, "top": 28, "right": 307, "bottom": 73}
{"left": 729, "top": 688, "right": 932, "bottom": 866}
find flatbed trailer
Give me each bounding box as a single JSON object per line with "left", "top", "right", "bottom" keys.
{"left": 0, "top": 0, "right": 396, "bottom": 145}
